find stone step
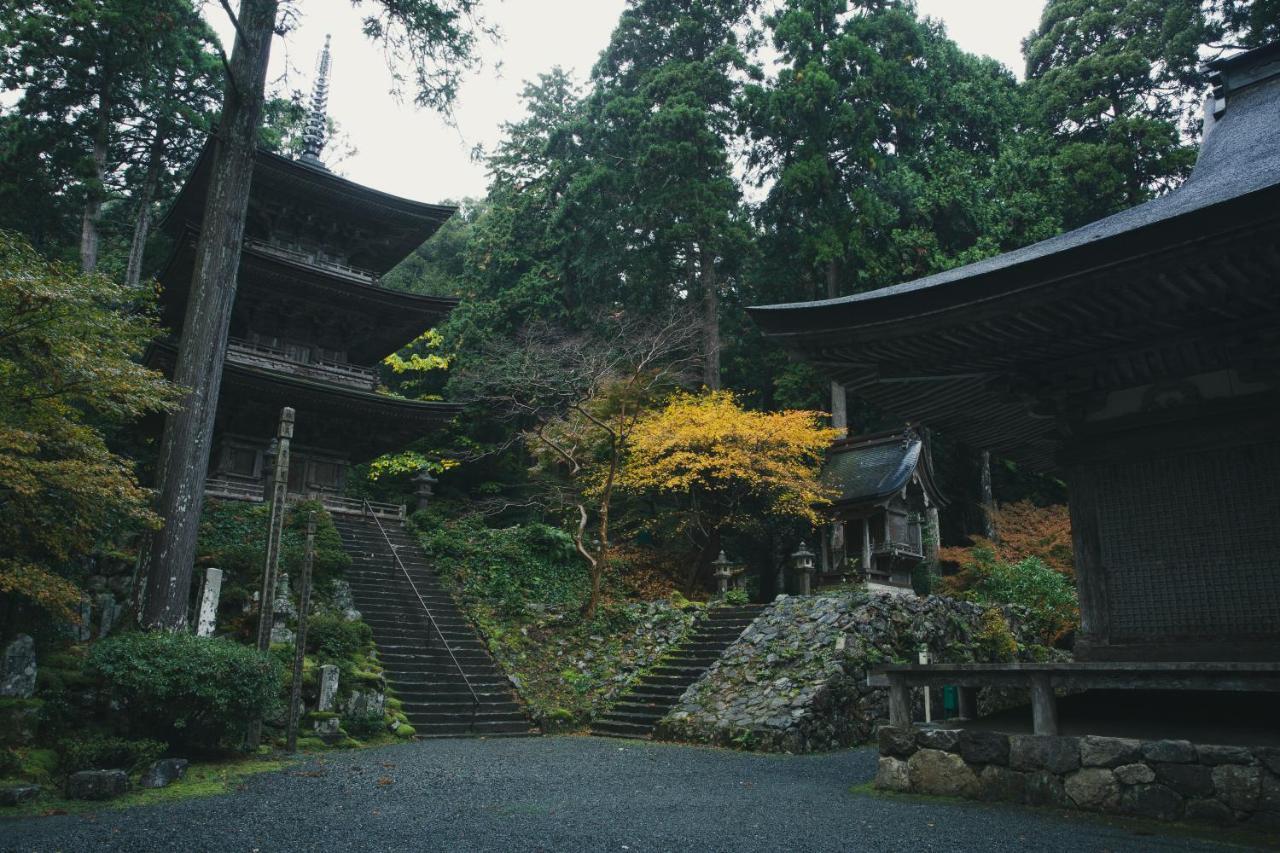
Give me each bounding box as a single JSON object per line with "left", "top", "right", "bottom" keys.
{"left": 589, "top": 719, "right": 653, "bottom": 739}
{"left": 409, "top": 720, "right": 536, "bottom": 736}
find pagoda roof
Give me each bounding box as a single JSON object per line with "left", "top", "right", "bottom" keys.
{"left": 750, "top": 42, "right": 1280, "bottom": 471}
{"left": 148, "top": 341, "right": 459, "bottom": 461}
{"left": 161, "top": 141, "right": 456, "bottom": 275}
{"left": 824, "top": 428, "right": 946, "bottom": 508}
{"left": 156, "top": 236, "right": 457, "bottom": 364}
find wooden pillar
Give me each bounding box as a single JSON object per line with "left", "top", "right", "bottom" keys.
{"left": 888, "top": 678, "right": 911, "bottom": 728}
{"left": 957, "top": 686, "right": 978, "bottom": 720}
{"left": 1030, "top": 673, "right": 1059, "bottom": 735}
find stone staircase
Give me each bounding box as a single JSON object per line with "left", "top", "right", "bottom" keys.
{"left": 590, "top": 604, "right": 767, "bottom": 739}
{"left": 331, "top": 515, "right": 537, "bottom": 738}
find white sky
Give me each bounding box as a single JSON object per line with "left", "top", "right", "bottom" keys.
{"left": 208, "top": 0, "right": 1046, "bottom": 204}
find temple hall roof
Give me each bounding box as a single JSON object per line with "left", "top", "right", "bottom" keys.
{"left": 824, "top": 428, "right": 945, "bottom": 508}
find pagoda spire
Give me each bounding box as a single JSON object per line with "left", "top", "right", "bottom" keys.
{"left": 300, "top": 35, "right": 332, "bottom": 167}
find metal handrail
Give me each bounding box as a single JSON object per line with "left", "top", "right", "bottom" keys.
{"left": 360, "top": 499, "right": 479, "bottom": 731}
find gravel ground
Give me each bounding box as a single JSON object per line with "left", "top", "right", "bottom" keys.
{"left": 0, "top": 736, "right": 1259, "bottom": 852}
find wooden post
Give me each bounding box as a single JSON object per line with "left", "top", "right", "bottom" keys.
{"left": 888, "top": 677, "right": 911, "bottom": 728}
{"left": 248, "top": 406, "right": 293, "bottom": 749}
{"left": 286, "top": 512, "right": 316, "bottom": 753}
{"left": 957, "top": 686, "right": 978, "bottom": 720}
{"left": 1030, "top": 673, "right": 1059, "bottom": 735}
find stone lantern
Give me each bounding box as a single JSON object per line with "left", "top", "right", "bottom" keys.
{"left": 712, "top": 550, "right": 734, "bottom": 594}
{"left": 414, "top": 468, "right": 438, "bottom": 512}
{"left": 789, "top": 542, "right": 815, "bottom": 596}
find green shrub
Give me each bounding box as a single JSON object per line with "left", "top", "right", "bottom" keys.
{"left": 956, "top": 547, "right": 1078, "bottom": 644}
{"left": 910, "top": 561, "right": 935, "bottom": 596}
{"left": 341, "top": 711, "right": 385, "bottom": 739}
{"left": 305, "top": 613, "right": 373, "bottom": 661}
{"left": 722, "top": 589, "right": 750, "bottom": 606}
{"left": 58, "top": 735, "right": 165, "bottom": 776}
{"left": 88, "top": 632, "right": 282, "bottom": 752}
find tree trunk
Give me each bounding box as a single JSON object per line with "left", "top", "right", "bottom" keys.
{"left": 980, "top": 449, "right": 997, "bottom": 541}
{"left": 139, "top": 0, "right": 279, "bottom": 631}
{"left": 826, "top": 260, "right": 847, "bottom": 436}
{"left": 125, "top": 130, "right": 169, "bottom": 288}
{"left": 80, "top": 80, "right": 112, "bottom": 273}
{"left": 683, "top": 528, "right": 721, "bottom": 595}
{"left": 701, "top": 244, "right": 720, "bottom": 390}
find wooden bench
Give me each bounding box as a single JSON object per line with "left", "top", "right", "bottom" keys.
{"left": 868, "top": 662, "right": 1280, "bottom": 735}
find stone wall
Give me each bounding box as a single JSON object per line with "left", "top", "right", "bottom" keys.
{"left": 655, "top": 591, "right": 1050, "bottom": 753}
{"left": 877, "top": 725, "right": 1280, "bottom": 832}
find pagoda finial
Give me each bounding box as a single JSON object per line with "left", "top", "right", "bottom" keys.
{"left": 300, "top": 35, "right": 331, "bottom": 167}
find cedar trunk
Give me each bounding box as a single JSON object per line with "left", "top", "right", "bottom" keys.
{"left": 701, "top": 244, "right": 720, "bottom": 390}
{"left": 80, "top": 81, "right": 112, "bottom": 273}
{"left": 140, "top": 0, "right": 279, "bottom": 630}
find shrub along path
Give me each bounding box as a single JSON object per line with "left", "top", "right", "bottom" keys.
{"left": 0, "top": 737, "right": 1237, "bottom": 852}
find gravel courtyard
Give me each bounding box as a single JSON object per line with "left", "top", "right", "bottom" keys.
{"left": 0, "top": 736, "right": 1257, "bottom": 852}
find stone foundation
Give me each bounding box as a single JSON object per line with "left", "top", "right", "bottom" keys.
{"left": 876, "top": 725, "right": 1280, "bottom": 832}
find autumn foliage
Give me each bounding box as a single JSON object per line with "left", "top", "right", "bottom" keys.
{"left": 0, "top": 231, "right": 178, "bottom": 624}
{"left": 939, "top": 500, "right": 1074, "bottom": 579}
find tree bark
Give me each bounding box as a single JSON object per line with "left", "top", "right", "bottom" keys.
{"left": 80, "top": 77, "right": 112, "bottom": 273}
{"left": 139, "top": 0, "right": 279, "bottom": 631}
{"left": 125, "top": 127, "right": 169, "bottom": 288}
{"left": 701, "top": 244, "right": 720, "bottom": 390}
{"left": 826, "top": 260, "right": 847, "bottom": 436}
{"left": 980, "top": 449, "right": 997, "bottom": 541}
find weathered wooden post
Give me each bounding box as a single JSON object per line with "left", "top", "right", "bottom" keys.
{"left": 248, "top": 406, "right": 293, "bottom": 749}
{"left": 286, "top": 512, "right": 316, "bottom": 753}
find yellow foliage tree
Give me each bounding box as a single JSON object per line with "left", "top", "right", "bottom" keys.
{"left": 615, "top": 391, "right": 838, "bottom": 591}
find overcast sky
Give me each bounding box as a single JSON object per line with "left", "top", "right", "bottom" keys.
{"left": 209, "top": 1, "right": 1047, "bottom": 204}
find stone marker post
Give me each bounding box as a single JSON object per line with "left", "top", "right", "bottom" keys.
{"left": 315, "top": 664, "right": 341, "bottom": 739}
{"left": 248, "top": 406, "right": 294, "bottom": 750}
{"left": 196, "top": 567, "right": 223, "bottom": 637}
{"left": 0, "top": 635, "right": 37, "bottom": 698}
{"left": 286, "top": 513, "right": 317, "bottom": 753}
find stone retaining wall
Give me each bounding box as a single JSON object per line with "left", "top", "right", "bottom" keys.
{"left": 876, "top": 725, "right": 1280, "bottom": 832}
{"left": 655, "top": 592, "right": 1052, "bottom": 753}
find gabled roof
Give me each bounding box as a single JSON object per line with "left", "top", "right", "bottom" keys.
{"left": 750, "top": 43, "right": 1280, "bottom": 470}
{"left": 824, "top": 427, "right": 946, "bottom": 508}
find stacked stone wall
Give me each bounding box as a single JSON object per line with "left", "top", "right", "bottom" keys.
{"left": 655, "top": 592, "right": 1054, "bottom": 753}
{"left": 876, "top": 725, "right": 1280, "bottom": 832}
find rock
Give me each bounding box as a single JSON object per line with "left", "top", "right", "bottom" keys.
{"left": 317, "top": 664, "right": 339, "bottom": 712}
{"left": 875, "top": 757, "right": 911, "bottom": 792}
{"left": 0, "top": 785, "right": 40, "bottom": 806}
{"left": 1009, "top": 735, "right": 1080, "bottom": 774}
{"left": 1196, "top": 744, "right": 1254, "bottom": 766}
{"left": 1065, "top": 768, "right": 1121, "bottom": 811}
{"left": 1079, "top": 736, "right": 1141, "bottom": 768}
{"left": 907, "top": 749, "right": 979, "bottom": 798}
{"left": 1211, "top": 764, "right": 1261, "bottom": 811}
{"left": 978, "top": 765, "right": 1025, "bottom": 803}
{"left": 1114, "top": 763, "right": 1156, "bottom": 785}
{"left": 0, "top": 634, "right": 37, "bottom": 698}
{"left": 1143, "top": 739, "right": 1197, "bottom": 764}
{"left": 1153, "top": 762, "right": 1215, "bottom": 798}
{"left": 1024, "top": 770, "right": 1069, "bottom": 807}
{"left": 1122, "top": 784, "right": 1184, "bottom": 821}
{"left": 916, "top": 727, "right": 961, "bottom": 752}
{"left": 1254, "top": 747, "right": 1280, "bottom": 776}
{"left": 878, "top": 726, "right": 916, "bottom": 758}
{"left": 66, "top": 770, "right": 128, "bottom": 801}
{"left": 1259, "top": 771, "right": 1280, "bottom": 813}
{"left": 957, "top": 730, "right": 1009, "bottom": 766}
{"left": 139, "top": 758, "right": 189, "bottom": 789}
{"left": 1184, "top": 797, "right": 1234, "bottom": 826}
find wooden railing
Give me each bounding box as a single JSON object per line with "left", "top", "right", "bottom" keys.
{"left": 225, "top": 338, "right": 378, "bottom": 391}
{"left": 244, "top": 238, "right": 379, "bottom": 284}
{"left": 204, "top": 478, "right": 404, "bottom": 520}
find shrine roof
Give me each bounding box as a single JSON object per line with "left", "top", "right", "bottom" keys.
{"left": 824, "top": 428, "right": 945, "bottom": 508}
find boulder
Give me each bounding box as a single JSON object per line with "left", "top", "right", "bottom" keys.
{"left": 1024, "top": 770, "right": 1069, "bottom": 807}
{"left": 1079, "top": 736, "right": 1141, "bottom": 768}
{"left": 1196, "top": 744, "right": 1254, "bottom": 766}
{"left": 66, "top": 769, "right": 128, "bottom": 801}
{"left": 978, "top": 765, "right": 1025, "bottom": 803}
{"left": 1064, "top": 768, "right": 1121, "bottom": 811}
{"left": 915, "top": 727, "right": 961, "bottom": 752}
{"left": 875, "top": 756, "right": 911, "bottom": 792}
{"left": 1113, "top": 763, "right": 1156, "bottom": 785}
{"left": 1009, "top": 735, "right": 1080, "bottom": 774}
{"left": 0, "top": 785, "right": 40, "bottom": 807}
{"left": 957, "top": 730, "right": 1009, "bottom": 766}
{"left": 139, "top": 758, "right": 189, "bottom": 790}
{"left": 907, "top": 748, "right": 979, "bottom": 798}
{"left": 1142, "top": 739, "right": 1196, "bottom": 764}
{"left": 1211, "top": 764, "right": 1261, "bottom": 811}
{"left": 1122, "top": 784, "right": 1184, "bottom": 821}
{"left": 878, "top": 726, "right": 916, "bottom": 759}
{"left": 1153, "top": 762, "right": 1214, "bottom": 798}
{"left": 0, "top": 634, "right": 37, "bottom": 698}
{"left": 1184, "top": 797, "right": 1234, "bottom": 826}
